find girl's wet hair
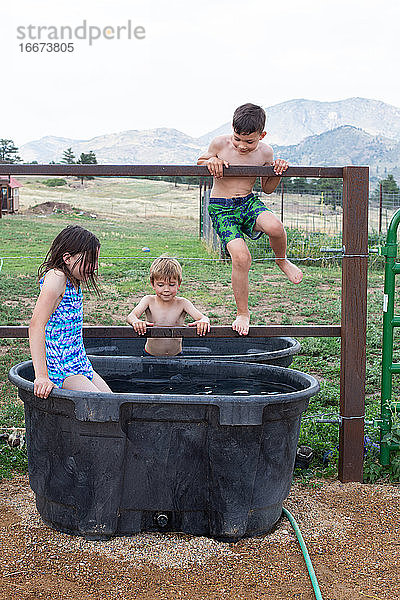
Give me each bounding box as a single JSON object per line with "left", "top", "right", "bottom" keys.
{"left": 38, "top": 225, "right": 101, "bottom": 293}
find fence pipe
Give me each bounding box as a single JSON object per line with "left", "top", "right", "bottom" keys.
{"left": 0, "top": 164, "right": 343, "bottom": 178}
{"left": 0, "top": 325, "right": 341, "bottom": 339}
{"left": 0, "top": 163, "right": 368, "bottom": 482}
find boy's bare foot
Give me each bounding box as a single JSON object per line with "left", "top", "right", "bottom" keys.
{"left": 232, "top": 313, "right": 250, "bottom": 336}
{"left": 275, "top": 259, "right": 303, "bottom": 284}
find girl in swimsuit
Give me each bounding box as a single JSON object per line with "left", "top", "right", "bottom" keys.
{"left": 29, "top": 225, "right": 112, "bottom": 399}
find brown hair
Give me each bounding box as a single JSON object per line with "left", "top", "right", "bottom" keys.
{"left": 38, "top": 225, "right": 101, "bottom": 294}
{"left": 150, "top": 257, "right": 182, "bottom": 284}
{"left": 233, "top": 103, "right": 266, "bottom": 134}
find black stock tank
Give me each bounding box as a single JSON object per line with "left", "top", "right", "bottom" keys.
{"left": 9, "top": 357, "right": 319, "bottom": 542}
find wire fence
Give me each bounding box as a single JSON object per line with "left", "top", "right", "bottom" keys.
{"left": 200, "top": 185, "right": 400, "bottom": 260}
{"left": 201, "top": 187, "right": 344, "bottom": 261}
{"left": 274, "top": 189, "right": 400, "bottom": 239}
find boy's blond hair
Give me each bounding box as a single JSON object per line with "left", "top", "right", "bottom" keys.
{"left": 150, "top": 257, "right": 182, "bottom": 284}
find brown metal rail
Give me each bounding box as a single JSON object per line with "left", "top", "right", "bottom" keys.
{"left": 0, "top": 164, "right": 343, "bottom": 178}
{"left": 0, "top": 325, "right": 341, "bottom": 339}
{"left": 0, "top": 163, "right": 369, "bottom": 483}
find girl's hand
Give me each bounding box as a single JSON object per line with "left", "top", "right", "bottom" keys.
{"left": 206, "top": 157, "right": 229, "bottom": 178}
{"left": 34, "top": 376, "right": 56, "bottom": 399}
{"left": 188, "top": 318, "right": 210, "bottom": 336}
{"left": 273, "top": 159, "right": 289, "bottom": 176}
{"left": 132, "top": 320, "right": 154, "bottom": 335}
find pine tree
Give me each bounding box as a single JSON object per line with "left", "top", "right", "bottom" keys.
{"left": 77, "top": 150, "right": 97, "bottom": 182}
{"left": 0, "top": 139, "right": 21, "bottom": 163}
{"left": 77, "top": 151, "right": 97, "bottom": 165}
{"left": 61, "top": 147, "right": 76, "bottom": 164}
{"left": 373, "top": 174, "right": 400, "bottom": 199}
{"left": 381, "top": 174, "right": 400, "bottom": 193}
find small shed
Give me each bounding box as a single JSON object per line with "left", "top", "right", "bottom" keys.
{"left": 0, "top": 177, "right": 22, "bottom": 214}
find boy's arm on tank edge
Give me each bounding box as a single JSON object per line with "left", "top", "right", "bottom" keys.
{"left": 29, "top": 271, "right": 66, "bottom": 396}
{"left": 126, "top": 296, "right": 154, "bottom": 333}
{"left": 182, "top": 299, "right": 210, "bottom": 336}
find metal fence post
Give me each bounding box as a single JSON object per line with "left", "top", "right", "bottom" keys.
{"left": 339, "top": 166, "right": 369, "bottom": 482}
{"left": 199, "top": 181, "right": 203, "bottom": 238}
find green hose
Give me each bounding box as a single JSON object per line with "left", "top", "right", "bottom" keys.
{"left": 282, "top": 507, "right": 323, "bottom": 600}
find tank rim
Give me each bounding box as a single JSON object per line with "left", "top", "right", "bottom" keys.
{"left": 183, "top": 337, "right": 301, "bottom": 361}
{"left": 84, "top": 336, "right": 301, "bottom": 361}
{"left": 8, "top": 358, "right": 320, "bottom": 408}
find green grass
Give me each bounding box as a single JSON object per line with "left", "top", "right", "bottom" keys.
{"left": 0, "top": 206, "right": 399, "bottom": 483}
{"left": 15, "top": 176, "right": 200, "bottom": 220}
{"left": 0, "top": 446, "right": 28, "bottom": 479}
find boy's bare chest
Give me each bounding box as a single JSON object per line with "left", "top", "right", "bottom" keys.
{"left": 146, "top": 302, "right": 185, "bottom": 326}
{"left": 218, "top": 146, "right": 269, "bottom": 166}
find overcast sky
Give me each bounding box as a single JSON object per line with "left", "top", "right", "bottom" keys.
{"left": 2, "top": 0, "right": 400, "bottom": 146}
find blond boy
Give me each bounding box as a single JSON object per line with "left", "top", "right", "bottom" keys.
{"left": 197, "top": 103, "right": 302, "bottom": 335}
{"left": 127, "top": 257, "right": 210, "bottom": 356}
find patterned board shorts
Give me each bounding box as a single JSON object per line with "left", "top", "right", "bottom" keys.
{"left": 208, "top": 193, "right": 271, "bottom": 247}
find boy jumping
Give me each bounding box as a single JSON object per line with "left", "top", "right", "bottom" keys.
{"left": 197, "top": 102, "right": 302, "bottom": 335}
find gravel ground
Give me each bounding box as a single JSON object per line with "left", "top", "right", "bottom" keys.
{"left": 0, "top": 476, "right": 398, "bottom": 600}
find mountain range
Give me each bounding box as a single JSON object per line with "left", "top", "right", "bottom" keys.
{"left": 20, "top": 97, "right": 400, "bottom": 185}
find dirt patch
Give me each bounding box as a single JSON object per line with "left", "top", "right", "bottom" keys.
{"left": 84, "top": 298, "right": 138, "bottom": 325}
{"left": 0, "top": 476, "right": 398, "bottom": 600}
{"left": 24, "top": 202, "right": 97, "bottom": 219}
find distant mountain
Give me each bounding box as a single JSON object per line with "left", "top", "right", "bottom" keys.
{"left": 199, "top": 97, "right": 400, "bottom": 147}
{"left": 273, "top": 125, "right": 400, "bottom": 178}
{"left": 19, "top": 98, "right": 400, "bottom": 187}
{"left": 21, "top": 136, "right": 85, "bottom": 163}
{"left": 21, "top": 128, "right": 202, "bottom": 165}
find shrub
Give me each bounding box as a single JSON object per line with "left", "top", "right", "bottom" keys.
{"left": 42, "top": 178, "right": 67, "bottom": 187}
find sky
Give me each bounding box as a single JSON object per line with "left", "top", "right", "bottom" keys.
{"left": 2, "top": 0, "right": 400, "bottom": 146}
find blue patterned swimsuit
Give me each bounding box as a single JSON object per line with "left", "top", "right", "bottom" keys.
{"left": 40, "top": 276, "right": 94, "bottom": 387}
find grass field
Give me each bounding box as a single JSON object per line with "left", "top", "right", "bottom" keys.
{"left": 14, "top": 176, "right": 200, "bottom": 219}
{"left": 1, "top": 178, "right": 399, "bottom": 482}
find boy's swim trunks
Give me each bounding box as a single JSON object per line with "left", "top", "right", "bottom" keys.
{"left": 41, "top": 277, "right": 94, "bottom": 388}
{"left": 208, "top": 193, "right": 271, "bottom": 246}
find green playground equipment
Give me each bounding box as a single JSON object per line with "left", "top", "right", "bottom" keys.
{"left": 379, "top": 208, "right": 400, "bottom": 465}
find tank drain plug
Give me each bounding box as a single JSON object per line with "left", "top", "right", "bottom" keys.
{"left": 154, "top": 513, "right": 169, "bottom": 528}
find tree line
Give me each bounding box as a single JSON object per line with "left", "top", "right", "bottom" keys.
{"left": 0, "top": 140, "right": 98, "bottom": 168}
